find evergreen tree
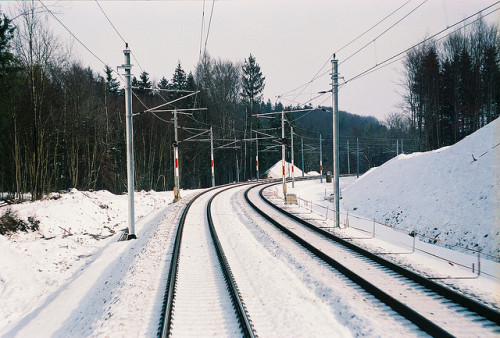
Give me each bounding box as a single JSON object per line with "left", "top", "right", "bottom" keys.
{"left": 158, "top": 76, "right": 169, "bottom": 89}
{"left": 139, "top": 71, "right": 151, "bottom": 89}
{"left": 104, "top": 65, "right": 119, "bottom": 94}
{"left": 172, "top": 61, "right": 187, "bottom": 90}
{"left": 241, "top": 54, "right": 265, "bottom": 109}
{"left": 241, "top": 54, "right": 265, "bottom": 180}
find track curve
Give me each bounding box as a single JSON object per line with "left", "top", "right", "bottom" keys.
{"left": 158, "top": 183, "right": 256, "bottom": 338}
{"left": 244, "top": 181, "right": 500, "bottom": 337}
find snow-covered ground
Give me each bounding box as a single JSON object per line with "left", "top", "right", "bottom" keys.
{"left": 341, "top": 117, "right": 499, "bottom": 258}
{"left": 0, "top": 118, "right": 498, "bottom": 336}
{"left": 0, "top": 189, "right": 198, "bottom": 336}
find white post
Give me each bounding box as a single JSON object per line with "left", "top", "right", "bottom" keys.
{"left": 173, "top": 109, "right": 181, "bottom": 201}
{"left": 235, "top": 137, "right": 239, "bottom": 183}
{"left": 291, "top": 126, "right": 295, "bottom": 188}
{"left": 210, "top": 126, "right": 215, "bottom": 187}
{"left": 255, "top": 131, "right": 259, "bottom": 181}
{"left": 301, "top": 137, "right": 304, "bottom": 177}
{"left": 282, "top": 110, "right": 287, "bottom": 198}
{"left": 319, "top": 134, "right": 323, "bottom": 183}
{"left": 122, "top": 45, "right": 136, "bottom": 240}
{"left": 332, "top": 57, "right": 340, "bottom": 228}
{"left": 347, "top": 140, "right": 350, "bottom": 175}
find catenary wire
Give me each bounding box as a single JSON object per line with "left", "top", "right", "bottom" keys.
{"left": 94, "top": 0, "right": 145, "bottom": 74}
{"left": 277, "top": 0, "right": 414, "bottom": 100}
{"left": 339, "top": 0, "right": 428, "bottom": 66}
{"left": 343, "top": 4, "right": 500, "bottom": 86}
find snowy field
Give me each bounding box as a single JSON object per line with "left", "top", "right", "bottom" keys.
{"left": 0, "top": 118, "right": 498, "bottom": 336}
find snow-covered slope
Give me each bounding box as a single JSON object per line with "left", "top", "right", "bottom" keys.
{"left": 342, "top": 118, "right": 500, "bottom": 257}
{"left": 265, "top": 160, "right": 317, "bottom": 178}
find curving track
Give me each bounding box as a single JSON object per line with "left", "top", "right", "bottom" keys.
{"left": 245, "top": 181, "right": 500, "bottom": 337}
{"left": 158, "top": 184, "right": 255, "bottom": 338}
{"left": 156, "top": 178, "right": 499, "bottom": 337}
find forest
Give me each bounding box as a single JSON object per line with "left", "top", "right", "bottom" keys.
{"left": 0, "top": 4, "right": 498, "bottom": 200}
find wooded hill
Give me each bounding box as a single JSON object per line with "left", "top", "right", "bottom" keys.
{"left": 0, "top": 5, "right": 498, "bottom": 200}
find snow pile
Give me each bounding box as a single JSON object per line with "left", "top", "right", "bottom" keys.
{"left": 342, "top": 118, "right": 500, "bottom": 257}
{"left": 265, "top": 161, "right": 318, "bottom": 178}
{"left": 307, "top": 170, "right": 320, "bottom": 176}
{"left": 0, "top": 189, "right": 183, "bottom": 332}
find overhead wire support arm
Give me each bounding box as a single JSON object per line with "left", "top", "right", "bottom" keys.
{"left": 180, "top": 129, "right": 211, "bottom": 143}
{"left": 149, "top": 108, "right": 208, "bottom": 113}
{"left": 144, "top": 91, "right": 200, "bottom": 113}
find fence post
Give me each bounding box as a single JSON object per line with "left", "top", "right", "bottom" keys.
{"left": 478, "top": 250, "right": 481, "bottom": 276}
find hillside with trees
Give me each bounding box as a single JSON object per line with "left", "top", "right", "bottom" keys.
{"left": 0, "top": 4, "right": 498, "bottom": 200}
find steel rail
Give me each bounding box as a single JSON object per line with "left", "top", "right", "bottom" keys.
{"left": 244, "top": 182, "right": 500, "bottom": 336}
{"left": 256, "top": 182, "right": 500, "bottom": 326}
{"left": 207, "top": 186, "right": 256, "bottom": 338}
{"left": 158, "top": 182, "right": 259, "bottom": 337}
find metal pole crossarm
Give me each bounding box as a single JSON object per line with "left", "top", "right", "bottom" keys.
{"left": 181, "top": 129, "right": 210, "bottom": 143}
{"left": 215, "top": 139, "right": 239, "bottom": 149}
{"left": 132, "top": 86, "right": 197, "bottom": 93}
{"left": 241, "top": 136, "right": 276, "bottom": 142}
{"left": 144, "top": 91, "right": 200, "bottom": 113}
{"left": 149, "top": 108, "right": 208, "bottom": 113}
{"left": 252, "top": 107, "right": 316, "bottom": 118}
{"left": 254, "top": 130, "right": 280, "bottom": 138}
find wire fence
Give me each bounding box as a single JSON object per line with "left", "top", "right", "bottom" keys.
{"left": 266, "top": 187, "right": 499, "bottom": 280}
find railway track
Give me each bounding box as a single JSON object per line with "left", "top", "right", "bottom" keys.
{"left": 157, "top": 183, "right": 255, "bottom": 338}
{"left": 244, "top": 181, "right": 500, "bottom": 337}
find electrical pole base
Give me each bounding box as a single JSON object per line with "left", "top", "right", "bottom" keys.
{"left": 173, "top": 187, "right": 181, "bottom": 203}
{"left": 119, "top": 228, "right": 137, "bottom": 241}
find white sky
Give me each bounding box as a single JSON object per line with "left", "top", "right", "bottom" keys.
{"left": 3, "top": 0, "right": 499, "bottom": 120}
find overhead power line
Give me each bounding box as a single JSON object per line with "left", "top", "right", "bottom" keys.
{"left": 38, "top": 0, "right": 109, "bottom": 69}
{"left": 94, "top": 0, "right": 126, "bottom": 44}
{"left": 339, "top": 0, "right": 428, "bottom": 66}
{"left": 277, "top": 0, "right": 414, "bottom": 100}
{"left": 94, "top": 0, "right": 145, "bottom": 73}
{"left": 343, "top": 3, "right": 500, "bottom": 86}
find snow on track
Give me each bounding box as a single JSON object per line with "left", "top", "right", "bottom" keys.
{"left": 169, "top": 187, "right": 241, "bottom": 337}
{"left": 257, "top": 183, "right": 500, "bottom": 337}
{"left": 212, "top": 184, "right": 419, "bottom": 337}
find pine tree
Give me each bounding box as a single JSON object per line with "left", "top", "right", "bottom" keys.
{"left": 241, "top": 54, "right": 265, "bottom": 179}
{"left": 104, "top": 65, "right": 119, "bottom": 94}
{"left": 172, "top": 61, "right": 187, "bottom": 90}
{"left": 241, "top": 54, "right": 265, "bottom": 109}
{"left": 139, "top": 71, "right": 151, "bottom": 89}
{"left": 158, "top": 76, "right": 169, "bottom": 89}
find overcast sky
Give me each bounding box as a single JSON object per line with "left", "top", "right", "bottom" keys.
{"left": 3, "top": 0, "right": 499, "bottom": 120}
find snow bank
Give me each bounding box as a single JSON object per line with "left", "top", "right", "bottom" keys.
{"left": 265, "top": 161, "right": 318, "bottom": 178}
{"left": 0, "top": 189, "right": 181, "bottom": 331}
{"left": 342, "top": 118, "right": 500, "bottom": 257}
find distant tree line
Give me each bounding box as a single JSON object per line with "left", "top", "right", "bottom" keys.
{"left": 1, "top": 4, "right": 497, "bottom": 200}
{"left": 399, "top": 17, "right": 499, "bottom": 151}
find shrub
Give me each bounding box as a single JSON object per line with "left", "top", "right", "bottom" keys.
{"left": 0, "top": 209, "right": 39, "bottom": 235}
